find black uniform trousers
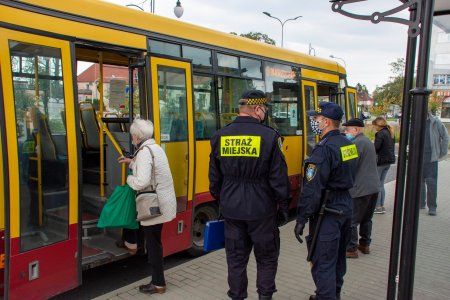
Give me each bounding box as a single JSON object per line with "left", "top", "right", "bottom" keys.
{"left": 307, "top": 213, "right": 351, "bottom": 300}
{"left": 143, "top": 223, "right": 165, "bottom": 286}
{"left": 224, "top": 215, "right": 280, "bottom": 300}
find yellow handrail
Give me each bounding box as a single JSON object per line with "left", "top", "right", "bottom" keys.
{"left": 95, "top": 112, "right": 127, "bottom": 187}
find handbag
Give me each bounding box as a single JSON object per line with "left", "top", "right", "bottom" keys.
{"left": 136, "top": 145, "right": 162, "bottom": 221}
{"left": 97, "top": 184, "right": 139, "bottom": 229}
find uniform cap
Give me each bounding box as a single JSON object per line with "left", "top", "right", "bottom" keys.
{"left": 239, "top": 90, "right": 268, "bottom": 106}
{"left": 342, "top": 118, "right": 364, "bottom": 127}
{"left": 306, "top": 101, "right": 343, "bottom": 121}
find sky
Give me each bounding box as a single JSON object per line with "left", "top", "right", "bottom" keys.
{"left": 102, "top": 0, "right": 412, "bottom": 94}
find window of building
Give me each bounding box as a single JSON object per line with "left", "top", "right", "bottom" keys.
{"left": 182, "top": 46, "right": 212, "bottom": 72}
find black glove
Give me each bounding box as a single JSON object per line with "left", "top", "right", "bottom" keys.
{"left": 277, "top": 210, "right": 289, "bottom": 227}
{"left": 294, "top": 222, "right": 305, "bottom": 244}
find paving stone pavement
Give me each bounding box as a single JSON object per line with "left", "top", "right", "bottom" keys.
{"left": 94, "top": 159, "right": 450, "bottom": 300}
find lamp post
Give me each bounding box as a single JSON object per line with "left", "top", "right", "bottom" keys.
{"left": 329, "top": 55, "right": 346, "bottom": 67}
{"left": 262, "top": 12, "right": 302, "bottom": 47}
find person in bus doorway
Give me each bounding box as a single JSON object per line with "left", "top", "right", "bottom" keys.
{"left": 420, "top": 110, "right": 448, "bottom": 216}
{"left": 209, "top": 90, "right": 290, "bottom": 300}
{"left": 372, "top": 117, "right": 395, "bottom": 214}
{"left": 342, "top": 118, "right": 379, "bottom": 259}
{"left": 117, "top": 119, "right": 177, "bottom": 295}
{"left": 294, "top": 102, "right": 358, "bottom": 300}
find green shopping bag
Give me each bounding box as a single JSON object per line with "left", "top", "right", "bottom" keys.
{"left": 97, "top": 184, "right": 139, "bottom": 229}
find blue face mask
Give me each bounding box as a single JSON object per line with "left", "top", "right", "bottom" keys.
{"left": 345, "top": 133, "right": 354, "bottom": 141}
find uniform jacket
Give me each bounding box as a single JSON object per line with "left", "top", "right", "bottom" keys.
{"left": 209, "top": 116, "right": 290, "bottom": 221}
{"left": 349, "top": 133, "right": 379, "bottom": 198}
{"left": 427, "top": 112, "right": 449, "bottom": 162}
{"left": 127, "top": 139, "right": 177, "bottom": 226}
{"left": 374, "top": 127, "right": 395, "bottom": 166}
{"left": 297, "top": 130, "right": 358, "bottom": 225}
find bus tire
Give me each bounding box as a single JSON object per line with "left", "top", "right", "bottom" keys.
{"left": 187, "top": 204, "right": 218, "bottom": 257}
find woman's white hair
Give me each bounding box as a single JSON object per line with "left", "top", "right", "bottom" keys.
{"left": 129, "top": 119, "right": 154, "bottom": 140}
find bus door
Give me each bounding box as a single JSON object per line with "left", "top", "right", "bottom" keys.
{"left": 302, "top": 81, "right": 318, "bottom": 158}
{"left": 0, "top": 29, "right": 79, "bottom": 299}
{"left": 149, "top": 57, "right": 194, "bottom": 255}
{"left": 345, "top": 86, "right": 358, "bottom": 120}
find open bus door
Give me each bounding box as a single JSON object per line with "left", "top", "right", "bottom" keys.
{"left": 0, "top": 29, "right": 79, "bottom": 299}
{"left": 149, "top": 57, "right": 195, "bottom": 255}
{"left": 302, "top": 80, "right": 318, "bottom": 158}
{"left": 345, "top": 86, "right": 358, "bottom": 120}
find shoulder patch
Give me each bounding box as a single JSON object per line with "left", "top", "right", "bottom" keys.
{"left": 305, "top": 163, "right": 317, "bottom": 181}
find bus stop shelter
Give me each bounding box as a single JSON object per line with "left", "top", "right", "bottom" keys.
{"left": 332, "top": 0, "right": 450, "bottom": 299}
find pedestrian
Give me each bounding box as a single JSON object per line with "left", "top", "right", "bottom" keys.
{"left": 342, "top": 118, "right": 379, "bottom": 259}
{"left": 117, "top": 119, "right": 177, "bottom": 295}
{"left": 294, "top": 102, "right": 358, "bottom": 300}
{"left": 372, "top": 117, "right": 395, "bottom": 214}
{"left": 420, "top": 111, "right": 449, "bottom": 216}
{"left": 209, "top": 90, "right": 290, "bottom": 300}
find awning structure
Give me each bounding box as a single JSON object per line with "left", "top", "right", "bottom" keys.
{"left": 434, "top": 0, "right": 450, "bottom": 31}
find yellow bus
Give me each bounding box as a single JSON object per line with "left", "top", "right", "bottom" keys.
{"left": 0, "top": 0, "right": 358, "bottom": 298}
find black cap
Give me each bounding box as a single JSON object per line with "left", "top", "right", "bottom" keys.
{"left": 342, "top": 118, "right": 364, "bottom": 127}
{"left": 306, "top": 101, "right": 344, "bottom": 121}
{"left": 239, "top": 90, "right": 268, "bottom": 105}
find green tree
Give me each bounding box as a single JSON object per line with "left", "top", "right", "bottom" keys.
{"left": 230, "top": 31, "right": 276, "bottom": 45}
{"left": 429, "top": 91, "right": 444, "bottom": 115}
{"left": 372, "top": 58, "right": 406, "bottom": 110}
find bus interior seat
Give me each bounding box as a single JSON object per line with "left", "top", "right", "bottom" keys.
{"left": 104, "top": 112, "right": 123, "bottom": 132}
{"left": 79, "top": 101, "right": 100, "bottom": 150}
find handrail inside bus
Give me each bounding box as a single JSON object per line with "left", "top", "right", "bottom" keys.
{"left": 96, "top": 112, "right": 127, "bottom": 187}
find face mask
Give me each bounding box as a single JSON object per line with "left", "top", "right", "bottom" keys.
{"left": 258, "top": 106, "right": 267, "bottom": 123}
{"left": 345, "top": 133, "right": 354, "bottom": 141}
{"left": 310, "top": 119, "right": 323, "bottom": 135}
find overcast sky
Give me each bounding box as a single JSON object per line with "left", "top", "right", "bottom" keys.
{"left": 102, "top": 0, "right": 412, "bottom": 94}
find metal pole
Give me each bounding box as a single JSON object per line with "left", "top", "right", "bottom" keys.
{"left": 386, "top": 5, "right": 418, "bottom": 299}
{"left": 398, "top": 0, "right": 435, "bottom": 299}
{"left": 281, "top": 22, "right": 285, "bottom": 47}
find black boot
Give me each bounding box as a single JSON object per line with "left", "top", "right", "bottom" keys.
{"left": 259, "top": 295, "right": 272, "bottom": 300}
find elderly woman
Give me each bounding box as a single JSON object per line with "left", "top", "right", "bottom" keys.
{"left": 118, "top": 119, "right": 176, "bottom": 294}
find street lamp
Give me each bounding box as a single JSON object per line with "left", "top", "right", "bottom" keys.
{"left": 262, "top": 12, "right": 302, "bottom": 48}
{"left": 329, "top": 55, "right": 346, "bottom": 67}
{"left": 174, "top": 0, "right": 184, "bottom": 18}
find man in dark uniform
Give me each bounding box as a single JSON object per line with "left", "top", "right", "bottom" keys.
{"left": 209, "top": 90, "right": 290, "bottom": 300}
{"left": 294, "top": 102, "right": 358, "bottom": 300}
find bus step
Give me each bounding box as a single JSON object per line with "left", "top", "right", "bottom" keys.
{"left": 83, "top": 167, "right": 104, "bottom": 185}
{"left": 82, "top": 212, "right": 103, "bottom": 239}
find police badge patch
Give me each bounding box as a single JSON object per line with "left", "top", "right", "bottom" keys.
{"left": 305, "top": 163, "right": 317, "bottom": 181}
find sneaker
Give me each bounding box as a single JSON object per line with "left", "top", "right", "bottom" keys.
{"left": 428, "top": 209, "right": 436, "bottom": 216}
{"left": 381, "top": 206, "right": 386, "bottom": 213}
{"left": 374, "top": 207, "right": 385, "bottom": 214}
{"left": 346, "top": 249, "right": 359, "bottom": 258}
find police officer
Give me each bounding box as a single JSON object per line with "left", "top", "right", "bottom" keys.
{"left": 294, "top": 102, "right": 358, "bottom": 300}
{"left": 209, "top": 90, "right": 290, "bottom": 300}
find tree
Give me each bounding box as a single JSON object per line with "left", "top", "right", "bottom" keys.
{"left": 372, "top": 58, "right": 406, "bottom": 110}
{"left": 230, "top": 31, "right": 276, "bottom": 45}
{"left": 428, "top": 91, "right": 444, "bottom": 115}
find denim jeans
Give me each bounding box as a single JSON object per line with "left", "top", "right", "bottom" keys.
{"left": 376, "top": 164, "right": 391, "bottom": 207}
{"left": 421, "top": 161, "right": 438, "bottom": 210}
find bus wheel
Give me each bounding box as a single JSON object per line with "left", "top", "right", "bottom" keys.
{"left": 187, "top": 204, "right": 218, "bottom": 256}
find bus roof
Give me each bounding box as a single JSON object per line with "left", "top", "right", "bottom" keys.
{"left": 14, "top": 0, "right": 346, "bottom": 74}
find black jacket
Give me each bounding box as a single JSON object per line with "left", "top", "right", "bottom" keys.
{"left": 209, "top": 116, "right": 290, "bottom": 220}
{"left": 374, "top": 127, "right": 395, "bottom": 165}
